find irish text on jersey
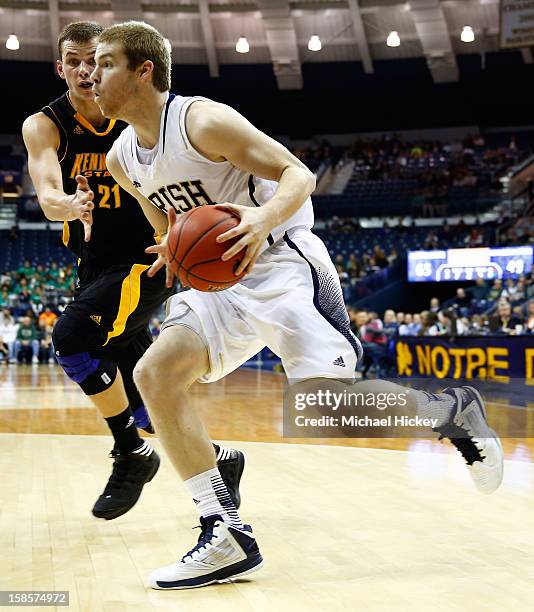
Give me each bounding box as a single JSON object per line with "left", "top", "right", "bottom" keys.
{"left": 148, "top": 180, "right": 216, "bottom": 214}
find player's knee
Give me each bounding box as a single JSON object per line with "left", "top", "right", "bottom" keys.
{"left": 57, "top": 351, "right": 117, "bottom": 395}
{"left": 132, "top": 356, "right": 152, "bottom": 394}
{"left": 133, "top": 329, "right": 206, "bottom": 394}
{"left": 53, "top": 314, "right": 117, "bottom": 395}
{"left": 133, "top": 350, "right": 193, "bottom": 396}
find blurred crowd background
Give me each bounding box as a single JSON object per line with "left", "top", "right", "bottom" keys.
{"left": 1, "top": 130, "right": 533, "bottom": 370}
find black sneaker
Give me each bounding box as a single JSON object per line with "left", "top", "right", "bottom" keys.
{"left": 92, "top": 443, "right": 160, "bottom": 520}
{"left": 215, "top": 446, "right": 245, "bottom": 509}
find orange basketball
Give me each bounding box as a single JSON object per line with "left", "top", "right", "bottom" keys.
{"left": 166, "top": 207, "right": 245, "bottom": 291}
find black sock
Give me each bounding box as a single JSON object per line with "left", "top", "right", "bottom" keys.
{"left": 212, "top": 443, "right": 220, "bottom": 457}
{"left": 105, "top": 406, "right": 143, "bottom": 453}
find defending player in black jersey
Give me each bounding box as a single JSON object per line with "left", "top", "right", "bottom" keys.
{"left": 22, "top": 21, "right": 245, "bottom": 521}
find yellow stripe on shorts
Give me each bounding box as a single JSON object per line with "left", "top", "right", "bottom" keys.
{"left": 62, "top": 221, "right": 70, "bottom": 247}
{"left": 103, "top": 263, "right": 150, "bottom": 346}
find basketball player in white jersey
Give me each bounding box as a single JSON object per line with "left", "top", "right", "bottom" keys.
{"left": 91, "top": 21, "right": 503, "bottom": 590}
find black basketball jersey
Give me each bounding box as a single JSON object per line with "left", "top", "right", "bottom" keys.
{"left": 41, "top": 93, "right": 156, "bottom": 276}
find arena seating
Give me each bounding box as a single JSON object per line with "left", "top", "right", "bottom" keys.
{"left": 0, "top": 228, "right": 75, "bottom": 273}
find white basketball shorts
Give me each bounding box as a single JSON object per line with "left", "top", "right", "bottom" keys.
{"left": 161, "top": 226, "right": 363, "bottom": 383}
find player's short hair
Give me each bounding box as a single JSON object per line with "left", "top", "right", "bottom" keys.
{"left": 58, "top": 21, "right": 103, "bottom": 57}
{"left": 98, "top": 21, "right": 171, "bottom": 92}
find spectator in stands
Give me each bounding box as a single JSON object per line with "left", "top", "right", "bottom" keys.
{"left": 398, "top": 313, "right": 413, "bottom": 336}
{"left": 489, "top": 300, "right": 523, "bottom": 335}
{"left": 8, "top": 224, "right": 20, "bottom": 242}
{"left": 37, "top": 324, "right": 54, "bottom": 364}
{"left": 438, "top": 309, "right": 465, "bottom": 336}
{"left": 527, "top": 264, "right": 534, "bottom": 293}
{"left": 352, "top": 310, "right": 368, "bottom": 337}
{"left": 419, "top": 311, "right": 440, "bottom": 336}
{"left": 409, "top": 313, "right": 422, "bottom": 335}
{"left": 471, "top": 277, "right": 489, "bottom": 302}
{"left": 487, "top": 279, "right": 503, "bottom": 302}
{"left": 14, "top": 289, "right": 34, "bottom": 317}
{"left": 15, "top": 316, "right": 39, "bottom": 364}
{"left": 383, "top": 309, "right": 398, "bottom": 339}
{"left": 355, "top": 311, "right": 389, "bottom": 377}
{"left": 18, "top": 260, "right": 35, "bottom": 279}
{"left": 0, "top": 288, "right": 11, "bottom": 308}
{"left": 347, "top": 307, "right": 358, "bottom": 335}
{"left": 466, "top": 227, "right": 484, "bottom": 247}
{"left": 0, "top": 335, "right": 8, "bottom": 363}
{"left": 1, "top": 172, "right": 23, "bottom": 198}
{"left": 429, "top": 297, "right": 440, "bottom": 313}
{"left": 39, "top": 306, "right": 58, "bottom": 328}
{"left": 373, "top": 245, "right": 388, "bottom": 269}
{"left": 387, "top": 248, "right": 398, "bottom": 266}
{"left": 361, "top": 312, "right": 387, "bottom": 346}
{"left": 13, "top": 276, "right": 30, "bottom": 295}
{"left": 423, "top": 231, "right": 439, "bottom": 250}
{"left": 336, "top": 264, "right": 351, "bottom": 301}
{"left": 453, "top": 288, "right": 472, "bottom": 316}
{"left": 466, "top": 314, "right": 488, "bottom": 335}
{"left": 502, "top": 277, "right": 526, "bottom": 304}
{"left": 526, "top": 299, "right": 534, "bottom": 334}
{"left": 396, "top": 312, "right": 405, "bottom": 326}
{"left": 346, "top": 254, "right": 360, "bottom": 279}
{"left": 0, "top": 309, "right": 18, "bottom": 363}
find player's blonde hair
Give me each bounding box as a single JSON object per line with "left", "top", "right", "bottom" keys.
{"left": 99, "top": 21, "right": 171, "bottom": 92}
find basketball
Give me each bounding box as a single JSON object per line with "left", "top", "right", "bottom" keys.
{"left": 166, "top": 206, "right": 245, "bottom": 291}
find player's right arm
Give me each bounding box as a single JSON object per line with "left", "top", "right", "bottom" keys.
{"left": 22, "top": 112, "right": 95, "bottom": 240}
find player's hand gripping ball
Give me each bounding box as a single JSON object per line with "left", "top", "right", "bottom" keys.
{"left": 166, "top": 206, "right": 246, "bottom": 291}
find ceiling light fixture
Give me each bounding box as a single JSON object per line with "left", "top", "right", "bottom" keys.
{"left": 6, "top": 33, "right": 19, "bottom": 50}
{"left": 236, "top": 36, "right": 250, "bottom": 53}
{"left": 386, "top": 31, "right": 400, "bottom": 47}
{"left": 308, "top": 34, "right": 322, "bottom": 51}
{"left": 461, "top": 25, "right": 475, "bottom": 43}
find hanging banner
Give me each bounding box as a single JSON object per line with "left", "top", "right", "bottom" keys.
{"left": 500, "top": 0, "right": 534, "bottom": 48}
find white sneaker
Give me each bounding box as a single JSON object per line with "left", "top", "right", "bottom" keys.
{"left": 148, "top": 515, "right": 263, "bottom": 590}
{"left": 435, "top": 386, "right": 503, "bottom": 494}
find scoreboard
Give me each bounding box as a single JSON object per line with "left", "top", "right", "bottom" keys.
{"left": 407, "top": 246, "right": 533, "bottom": 283}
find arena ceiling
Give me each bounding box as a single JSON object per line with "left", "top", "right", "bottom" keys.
{"left": 0, "top": 0, "right": 522, "bottom": 89}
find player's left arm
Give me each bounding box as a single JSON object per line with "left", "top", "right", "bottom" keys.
{"left": 106, "top": 143, "right": 175, "bottom": 286}
{"left": 106, "top": 143, "right": 168, "bottom": 236}
{"left": 186, "top": 101, "right": 316, "bottom": 275}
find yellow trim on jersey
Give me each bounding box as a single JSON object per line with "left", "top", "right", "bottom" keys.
{"left": 62, "top": 221, "right": 70, "bottom": 247}
{"left": 103, "top": 264, "right": 150, "bottom": 346}
{"left": 73, "top": 112, "right": 116, "bottom": 136}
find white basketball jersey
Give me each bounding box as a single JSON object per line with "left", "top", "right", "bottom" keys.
{"left": 115, "top": 93, "right": 314, "bottom": 250}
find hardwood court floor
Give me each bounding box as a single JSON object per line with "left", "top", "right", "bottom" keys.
{"left": 1, "top": 365, "right": 534, "bottom": 611}
{"left": 1, "top": 364, "right": 533, "bottom": 459}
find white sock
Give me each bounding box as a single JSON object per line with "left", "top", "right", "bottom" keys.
{"left": 413, "top": 390, "right": 455, "bottom": 428}
{"left": 184, "top": 467, "right": 243, "bottom": 529}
